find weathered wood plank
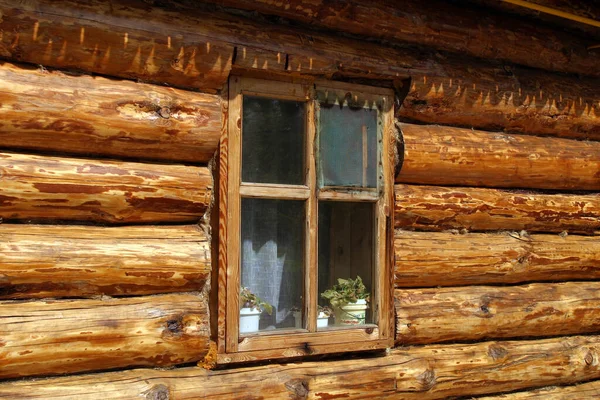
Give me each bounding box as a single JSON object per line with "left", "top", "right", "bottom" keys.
{"left": 0, "top": 293, "right": 209, "bottom": 379}
{"left": 395, "top": 230, "right": 600, "bottom": 287}
{"left": 2, "top": 335, "right": 600, "bottom": 399}
{"left": 0, "top": 224, "right": 209, "bottom": 299}
{"left": 396, "top": 282, "right": 600, "bottom": 345}
{"left": 0, "top": 61, "right": 221, "bottom": 163}
{"left": 0, "top": 152, "right": 210, "bottom": 224}
{"left": 0, "top": 0, "right": 233, "bottom": 91}
{"left": 399, "top": 68, "right": 600, "bottom": 140}
{"left": 395, "top": 184, "right": 600, "bottom": 234}
{"left": 191, "top": 0, "right": 599, "bottom": 77}
{"left": 397, "top": 123, "right": 600, "bottom": 190}
{"left": 478, "top": 379, "right": 600, "bottom": 399}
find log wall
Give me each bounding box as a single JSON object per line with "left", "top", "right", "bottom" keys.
{"left": 0, "top": 0, "right": 599, "bottom": 397}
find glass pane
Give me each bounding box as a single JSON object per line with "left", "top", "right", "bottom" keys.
{"left": 319, "top": 105, "right": 378, "bottom": 188}
{"left": 318, "top": 201, "right": 374, "bottom": 329}
{"left": 242, "top": 96, "right": 305, "bottom": 185}
{"left": 240, "top": 198, "right": 305, "bottom": 333}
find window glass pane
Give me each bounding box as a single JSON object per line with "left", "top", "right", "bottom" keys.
{"left": 318, "top": 201, "right": 374, "bottom": 329}
{"left": 241, "top": 198, "right": 305, "bottom": 333}
{"left": 319, "top": 105, "right": 378, "bottom": 188}
{"left": 242, "top": 96, "right": 305, "bottom": 185}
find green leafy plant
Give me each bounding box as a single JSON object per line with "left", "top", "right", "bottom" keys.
{"left": 240, "top": 287, "right": 273, "bottom": 315}
{"left": 320, "top": 276, "right": 369, "bottom": 308}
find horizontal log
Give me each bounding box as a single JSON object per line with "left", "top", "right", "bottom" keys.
{"left": 194, "top": 0, "right": 599, "bottom": 78}
{"left": 399, "top": 69, "right": 600, "bottom": 140}
{"left": 0, "top": 152, "right": 210, "bottom": 224}
{"left": 0, "top": 224, "right": 210, "bottom": 299}
{"left": 395, "top": 184, "right": 600, "bottom": 234}
{"left": 395, "top": 231, "right": 600, "bottom": 287}
{"left": 397, "top": 123, "right": 600, "bottom": 190}
{"left": 2, "top": 335, "right": 600, "bottom": 398}
{"left": 396, "top": 282, "right": 600, "bottom": 345}
{"left": 479, "top": 379, "right": 600, "bottom": 399}
{"left": 0, "top": 62, "right": 221, "bottom": 163}
{"left": 0, "top": 293, "right": 209, "bottom": 379}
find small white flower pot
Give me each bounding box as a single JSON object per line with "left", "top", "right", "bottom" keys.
{"left": 239, "top": 307, "right": 262, "bottom": 333}
{"left": 334, "top": 299, "right": 368, "bottom": 326}
{"left": 293, "top": 311, "right": 302, "bottom": 328}
{"left": 317, "top": 312, "right": 330, "bottom": 328}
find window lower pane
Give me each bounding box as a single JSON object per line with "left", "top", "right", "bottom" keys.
{"left": 318, "top": 201, "right": 374, "bottom": 329}
{"left": 241, "top": 198, "right": 305, "bottom": 334}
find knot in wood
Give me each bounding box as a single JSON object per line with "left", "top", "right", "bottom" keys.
{"left": 417, "top": 368, "right": 436, "bottom": 391}
{"left": 158, "top": 107, "right": 171, "bottom": 119}
{"left": 285, "top": 378, "right": 309, "bottom": 399}
{"left": 488, "top": 344, "right": 508, "bottom": 361}
{"left": 166, "top": 317, "right": 183, "bottom": 334}
{"left": 144, "top": 384, "right": 170, "bottom": 400}
{"left": 585, "top": 351, "right": 594, "bottom": 366}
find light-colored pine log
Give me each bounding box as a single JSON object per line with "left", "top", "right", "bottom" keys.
{"left": 0, "top": 152, "right": 210, "bottom": 224}
{"left": 195, "top": 0, "right": 599, "bottom": 78}
{"left": 396, "top": 282, "right": 600, "bottom": 345}
{"left": 0, "top": 224, "right": 210, "bottom": 299}
{"left": 395, "top": 184, "right": 600, "bottom": 234}
{"left": 478, "top": 379, "right": 600, "bottom": 399}
{"left": 395, "top": 231, "right": 600, "bottom": 287}
{"left": 0, "top": 62, "right": 221, "bottom": 163}
{"left": 0, "top": 293, "right": 209, "bottom": 379}
{"left": 2, "top": 335, "right": 600, "bottom": 399}
{"left": 397, "top": 123, "right": 600, "bottom": 190}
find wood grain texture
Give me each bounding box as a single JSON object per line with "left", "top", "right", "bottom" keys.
{"left": 0, "top": 61, "right": 221, "bottom": 163}
{"left": 0, "top": 224, "right": 209, "bottom": 299}
{"left": 0, "top": 0, "right": 233, "bottom": 91}
{"left": 0, "top": 293, "right": 209, "bottom": 379}
{"left": 396, "top": 282, "right": 600, "bottom": 345}
{"left": 190, "top": 0, "right": 599, "bottom": 78}
{"left": 397, "top": 123, "right": 600, "bottom": 190}
{"left": 2, "top": 335, "right": 600, "bottom": 399}
{"left": 0, "top": 152, "right": 210, "bottom": 224}
{"left": 395, "top": 230, "right": 600, "bottom": 287}
{"left": 478, "top": 379, "right": 600, "bottom": 399}
{"left": 399, "top": 68, "right": 600, "bottom": 140}
{"left": 395, "top": 184, "right": 600, "bottom": 234}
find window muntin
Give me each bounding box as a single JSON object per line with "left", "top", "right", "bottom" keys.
{"left": 223, "top": 77, "right": 394, "bottom": 360}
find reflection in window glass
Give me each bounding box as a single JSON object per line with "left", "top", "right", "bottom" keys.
{"left": 241, "top": 198, "right": 305, "bottom": 333}
{"left": 319, "top": 105, "right": 377, "bottom": 188}
{"left": 318, "top": 201, "right": 374, "bottom": 329}
{"left": 242, "top": 96, "right": 305, "bottom": 185}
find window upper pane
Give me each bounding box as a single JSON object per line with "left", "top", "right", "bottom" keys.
{"left": 319, "top": 105, "right": 378, "bottom": 188}
{"left": 241, "top": 198, "right": 305, "bottom": 333}
{"left": 242, "top": 96, "right": 305, "bottom": 185}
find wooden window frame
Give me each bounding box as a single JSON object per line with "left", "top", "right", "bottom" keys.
{"left": 217, "top": 76, "right": 395, "bottom": 364}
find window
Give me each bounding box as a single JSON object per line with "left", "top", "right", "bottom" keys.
{"left": 218, "top": 76, "right": 394, "bottom": 363}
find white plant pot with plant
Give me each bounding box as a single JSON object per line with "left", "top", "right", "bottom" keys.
{"left": 239, "top": 287, "right": 272, "bottom": 334}
{"left": 291, "top": 307, "right": 302, "bottom": 328}
{"left": 321, "top": 276, "right": 369, "bottom": 326}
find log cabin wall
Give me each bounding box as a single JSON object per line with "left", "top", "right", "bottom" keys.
{"left": 0, "top": 0, "right": 598, "bottom": 398}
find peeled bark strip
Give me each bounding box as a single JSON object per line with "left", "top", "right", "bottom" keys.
{"left": 0, "top": 62, "right": 221, "bottom": 163}
{"left": 395, "top": 231, "right": 600, "bottom": 287}
{"left": 399, "top": 68, "right": 600, "bottom": 140}
{"left": 479, "top": 379, "right": 600, "bottom": 399}
{"left": 0, "top": 152, "right": 210, "bottom": 224}
{"left": 395, "top": 184, "right": 600, "bottom": 234}
{"left": 194, "top": 0, "right": 599, "bottom": 78}
{"left": 0, "top": 1, "right": 233, "bottom": 91}
{"left": 0, "top": 224, "right": 210, "bottom": 299}
{"left": 0, "top": 293, "right": 209, "bottom": 379}
{"left": 397, "top": 123, "right": 600, "bottom": 190}
{"left": 2, "top": 336, "right": 600, "bottom": 399}
{"left": 396, "top": 282, "right": 600, "bottom": 345}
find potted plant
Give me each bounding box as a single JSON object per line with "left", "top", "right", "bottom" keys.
{"left": 321, "top": 276, "right": 369, "bottom": 326}
{"left": 239, "top": 287, "right": 272, "bottom": 334}
{"left": 291, "top": 306, "right": 302, "bottom": 328}
{"left": 317, "top": 305, "right": 332, "bottom": 328}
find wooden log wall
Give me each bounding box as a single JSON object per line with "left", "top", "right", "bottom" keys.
{"left": 0, "top": 0, "right": 598, "bottom": 397}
